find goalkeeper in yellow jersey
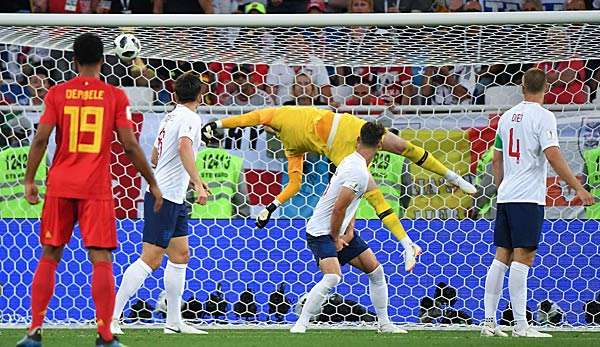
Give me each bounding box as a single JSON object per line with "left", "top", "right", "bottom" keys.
{"left": 201, "top": 106, "right": 476, "bottom": 272}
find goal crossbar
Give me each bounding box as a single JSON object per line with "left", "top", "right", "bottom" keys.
{"left": 0, "top": 11, "right": 600, "bottom": 27}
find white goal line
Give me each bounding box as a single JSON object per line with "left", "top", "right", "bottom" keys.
{"left": 1, "top": 322, "right": 599, "bottom": 332}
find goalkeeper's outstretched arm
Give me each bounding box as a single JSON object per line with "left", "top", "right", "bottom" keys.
{"left": 256, "top": 154, "right": 305, "bottom": 229}
{"left": 201, "top": 108, "right": 277, "bottom": 143}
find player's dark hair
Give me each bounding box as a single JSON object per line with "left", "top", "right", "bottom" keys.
{"left": 522, "top": 68, "right": 547, "bottom": 94}
{"left": 73, "top": 33, "right": 104, "bottom": 66}
{"left": 175, "top": 71, "right": 204, "bottom": 103}
{"left": 359, "top": 122, "right": 386, "bottom": 148}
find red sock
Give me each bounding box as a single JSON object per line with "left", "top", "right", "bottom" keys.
{"left": 92, "top": 261, "right": 116, "bottom": 341}
{"left": 30, "top": 256, "right": 58, "bottom": 332}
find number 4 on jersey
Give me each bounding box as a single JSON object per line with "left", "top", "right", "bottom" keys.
{"left": 509, "top": 127, "right": 521, "bottom": 163}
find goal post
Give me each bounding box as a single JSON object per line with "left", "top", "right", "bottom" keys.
{"left": 1, "top": 12, "right": 600, "bottom": 330}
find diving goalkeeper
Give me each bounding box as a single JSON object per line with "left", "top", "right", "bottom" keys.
{"left": 201, "top": 107, "right": 476, "bottom": 272}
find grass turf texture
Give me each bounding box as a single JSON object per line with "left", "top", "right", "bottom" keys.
{"left": 1, "top": 329, "right": 600, "bottom": 347}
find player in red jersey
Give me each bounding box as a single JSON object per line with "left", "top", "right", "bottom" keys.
{"left": 17, "top": 33, "right": 162, "bottom": 347}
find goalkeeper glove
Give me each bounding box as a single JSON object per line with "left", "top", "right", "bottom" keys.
{"left": 201, "top": 121, "right": 218, "bottom": 145}
{"left": 256, "top": 202, "right": 278, "bottom": 229}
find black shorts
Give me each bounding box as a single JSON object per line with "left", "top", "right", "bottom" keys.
{"left": 142, "top": 192, "right": 189, "bottom": 248}
{"left": 494, "top": 203, "right": 544, "bottom": 249}
{"left": 306, "top": 233, "right": 370, "bottom": 266}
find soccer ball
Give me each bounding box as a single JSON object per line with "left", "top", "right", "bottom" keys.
{"left": 114, "top": 33, "right": 141, "bottom": 61}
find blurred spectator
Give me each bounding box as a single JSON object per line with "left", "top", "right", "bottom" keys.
{"left": 219, "top": 69, "right": 274, "bottom": 106}
{"left": 307, "top": 0, "right": 326, "bottom": 12}
{"left": 209, "top": 63, "right": 269, "bottom": 97}
{"left": 537, "top": 60, "right": 588, "bottom": 104}
{"left": 327, "top": 0, "right": 389, "bottom": 12}
{"left": 266, "top": 53, "right": 332, "bottom": 105}
{"left": 246, "top": 1, "right": 267, "bottom": 12}
{"left": 214, "top": 0, "right": 247, "bottom": 13}
{"left": 1, "top": 1, "right": 33, "bottom": 12}
{"left": 95, "top": 0, "right": 154, "bottom": 13}
{"left": 0, "top": 111, "right": 33, "bottom": 149}
{"left": 565, "top": 0, "right": 588, "bottom": 10}
{"left": 388, "top": 0, "right": 434, "bottom": 12}
{"left": 129, "top": 58, "right": 156, "bottom": 87}
{"left": 421, "top": 65, "right": 481, "bottom": 105}
{"left": 521, "top": 0, "right": 543, "bottom": 10}
{"left": 154, "top": 0, "right": 214, "bottom": 13}
{"left": 443, "top": 0, "right": 465, "bottom": 11}
{"left": 461, "top": 0, "right": 482, "bottom": 11}
{"left": 283, "top": 73, "right": 327, "bottom": 105}
{"left": 347, "top": 0, "right": 374, "bottom": 12}
{"left": 0, "top": 79, "right": 28, "bottom": 105}
{"left": 436, "top": 0, "right": 480, "bottom": 11}
{"left": 26, "top": 68, "right": 51, "bottom": 106}
{"left": 36, "top": 0, "right": 95, "bottom": 13}
{"left": 345, "top": 83, "right": 390, "bottom": 106}
{"left": 267, "top": 0, "right": 310, "bottom": 13}
{"left": 374, "top": 66, "right": 416, "bottom": 105}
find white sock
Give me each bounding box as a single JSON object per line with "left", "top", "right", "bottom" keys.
{"left": 484, "top": 259, "right": 508, "bottom": 324}
{"left": 399, "top": 237, "right": 412, "bottom": 251}
{"left": 164, "top": 260, "right": 187, "bottom": 327}
{"left": 444, "top": 170, "right": 458, "bottom": 181}
{"left": 297, "top": 274, "right": 341, "bottom": 326}
{"left": 113, "top": 259, "right": 153, "bottom": 320}
{"left": 508, "top": 261, "right": 530, "bottom": 330}
{"left": 367, "top": 265, "right": 390, "bottom": 325}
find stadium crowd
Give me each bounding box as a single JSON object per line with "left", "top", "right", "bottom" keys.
{"left": 0, "top": 0, "right": 599, "bottom": 111}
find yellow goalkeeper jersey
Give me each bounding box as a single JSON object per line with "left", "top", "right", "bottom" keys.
{"left": 232, "top": 106, "right": 367, "bottom": 165}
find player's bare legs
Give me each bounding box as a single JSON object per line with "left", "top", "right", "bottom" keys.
{"left": 291, "top": 258, "right": 342, "bottom": 333}
{"left": 88, "top": 248, "right": 117, "bottom": 342}
{"left": 349, "top": 250, "right": 407, "bottom": 334}
{"left": 381, "top": 131, "right": 476, "bottom": 194}
{"left": 364, "top": 175, "right": 421, "bottom": 272}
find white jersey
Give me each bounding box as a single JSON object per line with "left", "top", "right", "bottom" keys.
{"left": 495, "top": 101, "right": 559, "bottom": 205}
{"left": 307, "top": 152, "right": 370, "bottom": 237}
{"left": 151, "top": 104, "right": 203, "bottom": 204}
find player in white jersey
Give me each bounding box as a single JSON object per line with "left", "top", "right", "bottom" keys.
{"left": 111, "top": 72, "right": 210, "bottom": 335}
{"left": 481, "top": 68, "right": 593, "bottom": 338}
{"left": 291, "top": 122, "right": 408, "bottom": 334}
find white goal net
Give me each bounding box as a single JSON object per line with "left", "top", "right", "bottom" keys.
{"left": 1, "top": 12, "right": 599, "bottom": 329}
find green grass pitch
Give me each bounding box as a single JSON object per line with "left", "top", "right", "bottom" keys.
{"left": 2, "top": 329, "right": 600, "bottom": 347}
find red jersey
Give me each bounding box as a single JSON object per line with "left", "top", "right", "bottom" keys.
{"left": 40, "top": 76, "right": 132, "bottom": 200}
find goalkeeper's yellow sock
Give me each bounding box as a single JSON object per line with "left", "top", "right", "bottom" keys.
{"left": 365, "top": 189, "right": 412, "bottom": 250}
{"left": 401, "top": 141, "right": 449, "bottom": 177}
